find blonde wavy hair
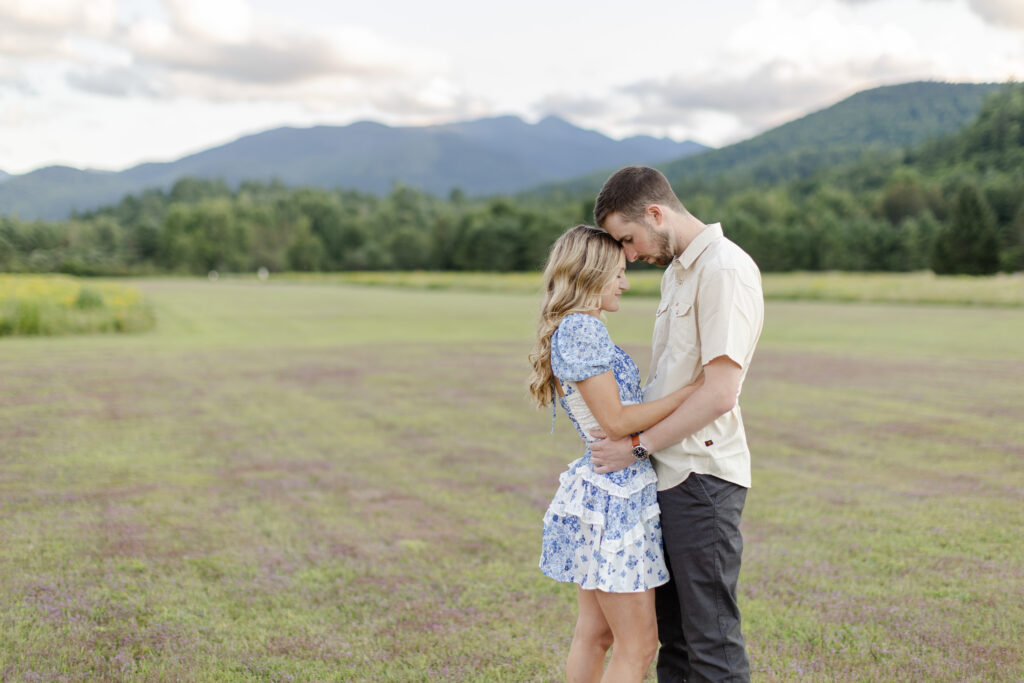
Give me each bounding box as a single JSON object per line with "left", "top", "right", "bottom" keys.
{"left": 527, "top": 225, "right": 623, "bottom": 408}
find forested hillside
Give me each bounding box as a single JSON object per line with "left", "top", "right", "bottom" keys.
{"left": 664, "top": 81, "right": 1005, "bottom": 188}
{"left": 0, "top": 83, "right": 1020, "bottom": 275}
{"left": 676, "top": 83, "right": 1023, "bottom": 274}
{"left": 534, "top": 82, "right": 1004, "bottom": 200}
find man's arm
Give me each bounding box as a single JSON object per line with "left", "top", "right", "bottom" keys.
{"left": 590, "top": 356, "right": 743, "bottom": 474}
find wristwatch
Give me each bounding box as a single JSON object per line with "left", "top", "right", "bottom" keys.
{"left": 631, "top": 433, "right": 650, "bottom": 461}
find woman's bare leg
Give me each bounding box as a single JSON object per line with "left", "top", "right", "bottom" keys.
{"left": 566, "top": 586, "right": 614, "bottom": 683}
{"left": 594, "top": 589, "right": 658, "bottom": 683}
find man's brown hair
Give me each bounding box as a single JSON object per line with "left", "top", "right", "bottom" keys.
{"left": 593, "top": 165, "right": 685, "bottom": 228}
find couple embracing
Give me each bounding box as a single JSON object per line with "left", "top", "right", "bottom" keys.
{"left": 528, "top": 166, "right": 764, "bottom": 683}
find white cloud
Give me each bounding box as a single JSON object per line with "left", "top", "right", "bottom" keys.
{"left": 0, "top": 0, "right": 116, "bottom": 38}
{"left": 371, "top": 78, "right": 485, "bottom": 121}
{"left": 2, "top": 0, "right": 457, "bottom": 114}
{"left": 65, "top": 65, "right": 167, "bottom": 98}
{"left": 97, "top": 0, "right": 462, "bottom": 120}
{"left": 0, "top": 31, "right": 73, "bottom": 60}
{"left": 0, "top": 33, "right": 67, "bottom": 60}
{"left": 836, "top": 0, "right": 1024, "bottom": 29}
{"left": 599, "top": 1, "right": 950, "bottom": 145}
{"left": 966, "top": 0, "right": 1024, "bottom": 28}
{"left": 124, "top": 21, "right": 424, "bottom": 86}
{"left": 0, "top": 0, "right": 120, "bottom": 99}
{"left": 621, "top": 52, "right": 935, "bottom": 130}
{"left": 119, "top": 0, "right": 446, "bottom": 88}
{"left": 725, "top": 2, "right": 926, "bottom": 78}
{"left": 0, "top": 59, "right": 35, "bottom": 96}
{"left": 534, "top": 93, "right": 615, "bottom": 120}
{"left": 164, "top": 0, "right": 254, "bottom": 44}
{"left": 2, "top": 0, "right": 1020, "bottom": 173}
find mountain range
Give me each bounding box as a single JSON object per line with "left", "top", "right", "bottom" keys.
{"left": 1, "top": 81, "right": 1008, "bottom": 221}
{"left": 0, "top": 117, "right": 705, "bottom": 220}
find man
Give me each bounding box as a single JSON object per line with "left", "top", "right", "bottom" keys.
{"left": 589, "top": 166, "right": 764, "bottom": 683}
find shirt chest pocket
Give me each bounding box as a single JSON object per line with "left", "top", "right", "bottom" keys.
{"left": 657, "top": 295, "right": 700, "bottom": 358}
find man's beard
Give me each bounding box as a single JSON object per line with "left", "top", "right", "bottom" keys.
{"left": 647, "top": 226, "right": 675, "bottom": 267}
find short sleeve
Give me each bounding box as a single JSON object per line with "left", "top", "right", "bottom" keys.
{"left": 551, "top": 314, "right": 616, "bottom": 381}
{"left": 697, "top": 267, "right": 764, "bottom": 369}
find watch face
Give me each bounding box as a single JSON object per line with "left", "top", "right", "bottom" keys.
{"left": 632, "top": 445, "right": 649, "bottom": 460}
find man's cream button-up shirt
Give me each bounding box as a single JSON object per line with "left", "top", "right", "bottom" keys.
{"left": 644, "top": 223, "right": 764, "bottom": 491}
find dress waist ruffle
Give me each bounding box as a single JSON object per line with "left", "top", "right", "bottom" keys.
{"left": 540, "top": 455, "right": 669, "bottom": 591}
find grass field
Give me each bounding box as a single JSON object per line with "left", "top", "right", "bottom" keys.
{"left": 1, "top": 278, "right": 1022, "bottom": 681}
{"left": 273, "top": 270, "right": 1024, "bottom": 307}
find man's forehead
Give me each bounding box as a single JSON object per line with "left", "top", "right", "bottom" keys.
{"left": 604, "top": 213, "right": 644, "bottom": 238}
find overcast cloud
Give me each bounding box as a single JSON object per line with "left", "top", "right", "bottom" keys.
{"left": 0, "top": 0, "right": 1021, "bottom": 173}
{"left": 838, "top": 0, "right": 1024, "bottom": 27}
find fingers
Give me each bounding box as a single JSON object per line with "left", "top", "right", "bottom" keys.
{"left": 589, "top": 428, "right": 607, "bottom": 439}
{"left": 590, "top": 450, "right": 612, "bottom": 474}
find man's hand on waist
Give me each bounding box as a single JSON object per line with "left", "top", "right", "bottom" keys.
{"left": 589, "top": 428, "right": 636, "bottom": 474}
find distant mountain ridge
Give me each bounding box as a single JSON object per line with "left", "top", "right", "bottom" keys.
{"left": 2, "top": 81, "right": 1006, "bottom": 221}
{"left": 662, "top": 81, "right": 1006, "bottom": 185}
{"left": 532, "top": 81, "right": 1007, "bottom": 198}
{"left": 0, "top": 116, "right": 706, "bottom": 220}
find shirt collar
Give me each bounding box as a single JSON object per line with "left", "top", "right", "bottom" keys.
{"left": 674, "top": 223, "right": 723, "bottom": 271}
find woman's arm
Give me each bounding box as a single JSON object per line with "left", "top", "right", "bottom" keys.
{"left": 573, "top": 372, "right": 703, "bottom": 440}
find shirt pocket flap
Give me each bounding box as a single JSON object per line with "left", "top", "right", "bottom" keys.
{"left": 656, "top": 301, "right": 671, "bottom": 316}
{"left": 673, "top": 300, "right": 694, "bottom": 317}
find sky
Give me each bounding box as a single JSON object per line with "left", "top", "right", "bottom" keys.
{"left": 1, "top": 0, "right": 1022, "bottom": 175}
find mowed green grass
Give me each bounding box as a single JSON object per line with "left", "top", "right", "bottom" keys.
{"left": 1, "top": 278, "right": 1021, "bottom": 681}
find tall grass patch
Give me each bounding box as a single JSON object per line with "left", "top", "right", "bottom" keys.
{"left": 0, "top": 275, "right": 155, "bottom": 336}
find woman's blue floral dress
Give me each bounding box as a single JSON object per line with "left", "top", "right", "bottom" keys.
{"left": 539, "top": 313, "right": 669, "bottom": 593}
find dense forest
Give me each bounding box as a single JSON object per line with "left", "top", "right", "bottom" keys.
{"left": 1, "top": 85, "right": 1021, "bottom": 276}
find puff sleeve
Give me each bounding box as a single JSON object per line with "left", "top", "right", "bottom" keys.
{"left": 551, "top": 313, "right": 616, "bottom": 382}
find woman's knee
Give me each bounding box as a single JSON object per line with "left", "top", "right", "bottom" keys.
{"left": 573, "top": 619, "right": 614, "bottom": 651}
{"left": 617, "top": 626, "right": 658, "bottom": 665}
{"left": 639, "top": 630, "right": 659, "bottom": 665}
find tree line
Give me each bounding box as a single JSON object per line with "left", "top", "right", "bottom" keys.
{"left": 1, "top": 86, "right": 1022, "bottom": 276}
{"left": 0, "top": 180, "right": 589, "bottom": 275}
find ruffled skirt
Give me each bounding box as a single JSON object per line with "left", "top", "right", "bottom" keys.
{"left": 539, "top": 453, "right": 669, "bottom": 593}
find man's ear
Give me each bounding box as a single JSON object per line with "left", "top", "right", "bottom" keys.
{"left": 647, "top": 204, "right": 664, "bottom": 226}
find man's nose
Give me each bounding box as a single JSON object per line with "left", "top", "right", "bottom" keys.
{"left": 624, "top": 247, "right": 638, "bottom": 262}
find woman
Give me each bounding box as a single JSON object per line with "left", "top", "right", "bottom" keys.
{"left": 528, "top": 225, "right": 703, "bottom": 683}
